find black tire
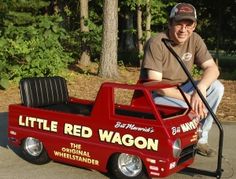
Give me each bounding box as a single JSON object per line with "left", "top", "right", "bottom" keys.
{"left": 109, "top": 153, "right": 148, "bottom": 179}
{"left": 21, "top": 137, "right": 50, "bottom": 165}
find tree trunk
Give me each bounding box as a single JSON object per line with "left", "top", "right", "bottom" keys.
{"left": 137, "top": 1, "right": 144, "bottom": 66}
{"left": 125, "top": 13, "right": 135, "bottom": 50}
{"left": 79, "top": 0, "right": 91, "bottom": 66}
{"left": 98, "top": 0, "right": 119, "bottom": 78}
{"left": 145, "top": 0, "right": 151, "bottom": 41}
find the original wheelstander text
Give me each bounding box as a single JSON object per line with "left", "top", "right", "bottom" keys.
{"left": 53, "top": 142, "right": 100, "bottom": 166}
{"left": 18, "top": 115, "right": 159, "bottom": 151}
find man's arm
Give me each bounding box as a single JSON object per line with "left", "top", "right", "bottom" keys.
{"left": 145, "top": 70, "right": 190, "bottom": 101}
{"left": 197, "top": 59, "right": 219, "bottom": 91}
{"left": 191, "top": 59, "right": 219, "bottom": 117}
{"left": 145, "top": 59, "right": 219, "bottom": 119}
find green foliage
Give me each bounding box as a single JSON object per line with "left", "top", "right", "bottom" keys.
{"left": 0, "top": 0, "right": 234, "bottom": 89}
{"left": 0, "top": 1, "right": 73, "bottom": 89}
{"left": 63, "top": 19, "right": 102, "bottom": 60}
{"left": 150, "top": 0, "right": 175, "bottom": 27}
{"left": 120, "top": 0, "right": 175, "bottom": 31}
{"left": 192, "top": 64, "right": 203, "bottom": 79}
{"left": 58, "top": 1, "right": 103, "bottom": 61}
{"left": 120, "top": 0, "right": 141, "bottom": 11}
{"left": 82, "top": 20, "right": 103, "bottom": 59}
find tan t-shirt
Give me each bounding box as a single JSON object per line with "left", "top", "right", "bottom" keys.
{"left": 140, "top": 32, "right": 213, "bottom": 84}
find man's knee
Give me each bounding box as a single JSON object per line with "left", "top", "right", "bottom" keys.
{"left": 210, "top": 80, "right": 224, "bottom": 97}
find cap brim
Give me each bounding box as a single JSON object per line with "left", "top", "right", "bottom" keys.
{"left": 174, "top": 16, "right": 196, "bottom": 22}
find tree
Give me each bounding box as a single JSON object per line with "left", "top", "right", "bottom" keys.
{"left": 145, "top": 0, "right": 151, "bottom": 41}
{"left": 98, "top": 0, "right": 119, "bottom": 78}
{"left": 124, "top": 12, "right": 136, "bottom": 50}
{"left": 137, "top": 1, "right": 144, "bottom": 61}
{"left": 79, "top": 0, "right": 91, "bottom": 66}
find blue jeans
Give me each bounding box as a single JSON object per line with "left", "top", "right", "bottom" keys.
{"left": 154, "top": 80, "right": 224, "bottom": 144}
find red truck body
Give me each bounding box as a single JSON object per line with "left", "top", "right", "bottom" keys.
{"left": 8, "top": 76, "right": 200, "bottom": 178}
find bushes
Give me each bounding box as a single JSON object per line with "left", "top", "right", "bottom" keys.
{"left": 0, "top": 13, "right": 73, "bottom": 89}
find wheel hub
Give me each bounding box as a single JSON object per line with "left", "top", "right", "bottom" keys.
{"left": 118, "top": 153, "right": 142, "bottom": 177}
{"left": 24, "top": 137, "right": 43, "bottom": 157}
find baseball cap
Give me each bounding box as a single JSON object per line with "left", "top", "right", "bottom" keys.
{"left": 169, "top": 3, "right": 197, "bottom": 22}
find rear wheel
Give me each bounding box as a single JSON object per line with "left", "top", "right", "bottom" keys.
{"left": 21, "top": 137, "right": 50, "bottom": 164}
{"left": 109, "top": 153, "right": 148, "bottom": 179}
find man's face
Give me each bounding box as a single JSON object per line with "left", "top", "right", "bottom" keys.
{"left": 169, "top": 19, "right": 196, "bottom": 45}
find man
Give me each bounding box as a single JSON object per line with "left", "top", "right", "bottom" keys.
{"left": 140, "top": 3, "right": 224, "bottom": 157}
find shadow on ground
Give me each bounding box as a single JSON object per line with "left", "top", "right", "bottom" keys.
{"left": 0, "top": 112, "right": 8, "bottom": 148}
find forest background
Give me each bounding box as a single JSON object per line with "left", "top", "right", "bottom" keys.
{"left": 0, "top": 0, "right": 235, "bottom": 88}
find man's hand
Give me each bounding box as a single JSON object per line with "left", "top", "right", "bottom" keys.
{"left": 190, "top": 85, "right": 208, "bottom": 119}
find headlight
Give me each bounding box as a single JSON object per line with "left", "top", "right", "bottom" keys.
{"left": 173, "top": 138, "right": 182, "bottom": 158}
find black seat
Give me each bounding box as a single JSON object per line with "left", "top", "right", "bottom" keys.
{"left": 19, "top": 76, "right": 69, "bottom": 107}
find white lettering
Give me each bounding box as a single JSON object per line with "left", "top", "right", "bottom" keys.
{"left": 114, "top": 121, "right": 154, "bottom": 133}
{"left": 64, "top": 123, "right": 92, "bottom": 138}
{"left": 18, "top": 115, "right": 58, "bottom": 132}
{"left": 181, "top": 118, "right": 199, "bottom": 132}
{"left": 99, "top": 129, "right": 158, "bottom": 151}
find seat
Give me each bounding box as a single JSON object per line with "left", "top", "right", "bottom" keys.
{"left": 19, "top": 76, "right": 69, "bottom": 107}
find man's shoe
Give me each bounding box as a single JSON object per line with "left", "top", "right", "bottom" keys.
{"left": 196, "top": 143, "right": 216, "bottom": 157}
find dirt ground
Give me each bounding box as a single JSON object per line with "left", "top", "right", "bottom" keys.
{"left": 0, "top": 66, "right": 235, "bottom": 122}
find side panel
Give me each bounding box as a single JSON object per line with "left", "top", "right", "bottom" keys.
{"left": 8, "top": 104, "right": 167, "bottom": 174}
{"left": 8, "top": 104, "right": 111, "bottom": 172}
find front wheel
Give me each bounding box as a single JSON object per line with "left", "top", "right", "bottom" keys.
{"left": 21, "top": 137, "right": 50, "bottom": 165}
{"left": 109, "top": 153, "right": 148, "bottom": 179}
